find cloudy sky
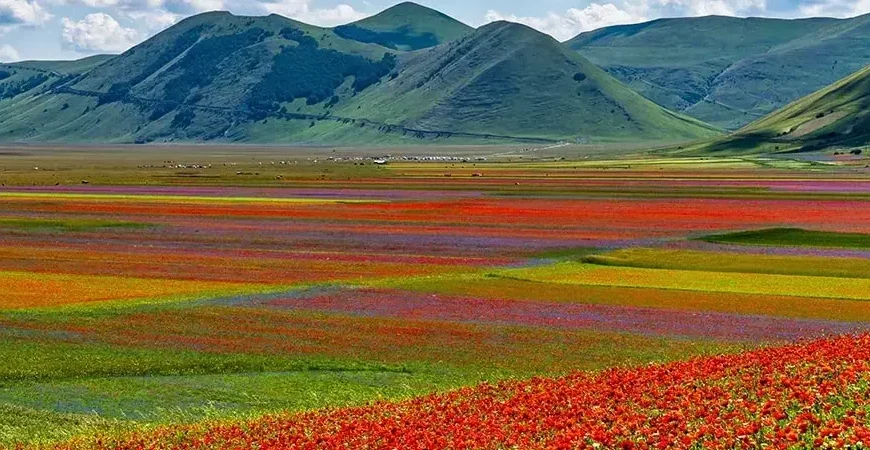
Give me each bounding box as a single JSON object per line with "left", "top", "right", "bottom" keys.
{"left": 0, "top": 0, "right": 868, "bottom": 62}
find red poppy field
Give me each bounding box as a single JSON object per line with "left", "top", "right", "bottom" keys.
{"left": 50, "top": 333, "right": 870, "bottom": 450}
{"left": 3, "top": 155, "right": 870, "bottom": 448}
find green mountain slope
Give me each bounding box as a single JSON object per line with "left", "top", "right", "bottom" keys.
{"left": 568, "top": 14, "right": 870, "bottom": 130}
{"left": 692, "top": 64, "right": 870, "bottom": 154}
{"left": 6, "top": 55, "right": 115, "bottom": 74}
{"left": 0, "top": 55, "right": 115, "bottom": 140}
{"left": 0, "top": 11, "right": 717, "bottom": 145}
{"left": 334, "top": 2, "right": 473, "bottom": 50}
{"left": 341, "top": 21, "right": 719, "bottom": 142}
{"left": 0, "top": 12, "right": 401, "bottom": 144}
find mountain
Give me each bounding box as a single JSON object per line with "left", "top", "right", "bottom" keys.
{"left": 339, "top": 21, "right": 719, "bottom": 142}
{"left": 0, "top": 12, "right": 403, "bottom": 144}
{"left": 0, "top": 12, "right": 718, "bottom": 145}
{"left": 334, "top": 2, "right": 473, "bottom": 50}
{"left": 692, "top": 64, "right": 870, "bottom": 154}
{"left": 0, "top": 55, "right": 116, "bottom": 131}
{"left": 568, "top": 14, "right": 870, "bottom": 130}
{"left": 0, "top": 54, "right": 115, "bottom": 102}
{"left": 4, "top": 55, "right": 115, "bottom": 74}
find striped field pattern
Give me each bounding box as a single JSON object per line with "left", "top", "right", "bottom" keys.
{"left": 3, "top": 167, "right": 870, "bottom": 449}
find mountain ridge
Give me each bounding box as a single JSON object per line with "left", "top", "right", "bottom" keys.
{"left": 568, "top": 14, "right": 870, "bottom": 130}
{"left": 676, "top": 63, "right": 870, "bottom": 154}
{"left": 0, "top": 11, "right": 718, "bottom": 145}
{"left": 334, "top": 2, "right": 473, "bottom": 50}
{"left": 338, "top": 21, "right": 718, "bottom": 141}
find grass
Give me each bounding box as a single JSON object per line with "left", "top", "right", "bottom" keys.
{"left": 0, "top": 307, "right": 737, "bottom": 446}
{"left": 584, "top": 247, "right": 870, "bottom": 278}
{"left": 0, "top": 192, "right": 378, "bottom": 204}
{"left": 0, "top": 144, "right": 855, "bottom": 191}
{"left": 0, "top": 369, "right": 469, "bottom": 423}
{"left": 500, "top": 262, "right": 870, "bottom": 301}
{"left": 701, "top": 228, "right": 870, "bottom": 249}
{"left": 0, "top": 337, "right": 485, "bottom": 446}
{"left": 683, "top": 64, "right": 870, "bottom": 154}
{"left": 0, "top": 218, "right": 150, "bottom": 233}
{"left": 0, "top": 404, "right": 125, "bottom": 447}
{"left": 386, "top": 270, "right": 870, "bottom": 322}
{"left": 532, "top": 247, "right": 601, "bottom": 260}
{"left": 3, "top": 301, "right": 735, "bottom": 377}
{"left": 2, "top": 154, "right": 870, "bottom": 448}
{"left": 0, "top": 271, "right": 265, "bottom": 310}
{"left": 738, "top": 65, "right": 870, "bottom": 145}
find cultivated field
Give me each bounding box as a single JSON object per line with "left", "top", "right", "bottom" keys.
{"left": 3, "top": 148, "right": 870, "bottom": 448}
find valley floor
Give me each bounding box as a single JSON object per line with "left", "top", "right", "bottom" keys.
{"left": 2, "top": 146, "right": 870, "bottom": 448}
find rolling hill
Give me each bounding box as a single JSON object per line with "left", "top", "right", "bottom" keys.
{"left": 4, "top": 55, "right": 115, "bottom": 74}
{"left": 0, "top": 10, "right": 719, "bottom": 145}
{"left": 334, "top": 2, "right": 473, "bottom": 50}
{"left": 690, "top": 64, "right": 870, "bottom": 154}
{"left": 568, "top": 14, "right": 870, "bottom": 130}
{"left": 337, "top": 21, "right": 720, "bottom": 142}
{"left": 0, "top": 12, "right": 412, "bottom": 144}
{"left": 0, "top": 54, "right": 116, "bottom": 104}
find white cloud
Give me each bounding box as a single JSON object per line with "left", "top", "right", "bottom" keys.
{"left": 54, "top": 0, "right": 180, "bottom": 33}
{"left": 0, "top": 43, "right": 19, "bottom": 61}
{"left": 58, "top": 0, "right": 367, "bottom": 29}
{"left": 658, "top": 0, "right": 766, "bottom": 16}
{"left": 485, "top": 0, "right": 769, "bottom": 40}
{"left": 57, "top": 0, "right": 215, "bottom": 14}
{"left": 75, "top": 0, "right": 366, "bottom": 26}
{"left": 797, "top": 0, "right": 870, "bottom": 17}
{"left": 124, "top": 9, "right": 179, "bottom": 31}
{"left": 259, "top": 0, "right": 367, "bottom": 26}
{"left": 162, "top": 0, "right": 223, "bottom": 14}
{"left": 187, "top": 0, "right": 222, "bottom": 10}
{"left": 303, "top": 3, "right": 367, "bottom": 25}
{"left": 61, "top": 12, "right": 140, "bottom": 53}
{"left": 40, "top": 0, "right": 366, "bottom": 59}
{"left": 0, "top": 0, "right": 51, "bottom": 27}
{"left": 76, "top": 0, "right": 119, "bottom": 7}
{"left": 486, "top": 3, "right": 645, "bottom": 41}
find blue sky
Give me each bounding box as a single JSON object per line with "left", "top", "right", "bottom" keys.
{"left": 0, "top": 0, "right": 868, "bottom": 62}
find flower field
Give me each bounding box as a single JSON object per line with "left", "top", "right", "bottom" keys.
{"left": 49, "top": 333, "right": 870, "bottom": 450}
{"left": 3, "top": 158, "right": 870, "bottom": 448}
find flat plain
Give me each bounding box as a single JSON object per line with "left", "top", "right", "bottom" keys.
{"left": 3, "top": 147, "right": 870, "bottom": 448}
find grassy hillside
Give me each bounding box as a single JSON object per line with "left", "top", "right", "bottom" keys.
{"left": 334, "top": 2, "right": 473, "bottom": 50}
{"left": 6, "top": 55, "right": 115, "bottom": 74}
{"left": 0, "top": 54, "right": 115, "bottom": 98}
{"left": 569, "top": 14, "right": 870, "bottom": 130}
{"left": 0, "top": 12, "right": 402, "bottom": 144}
{"left": 0, "top": 56, "right": 118, "bottom": 142}
{"left": 339, "top": 21, "right": 720, "bottom": 142}
{"left": 0, "top": 11, "right": 717, "bottom": 145}
{"left": 680, "top": 64, "right": 870, "bottom": 154}
{"left": 740, "top": 64, "right": 870, "bottom": 149}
